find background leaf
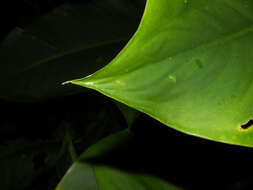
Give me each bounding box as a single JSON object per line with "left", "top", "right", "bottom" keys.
{"left": 0, "top": 91, "right": 127, "bottom": 190}
{"left": 71, "top": 0, "right": 253, "bottom": 147}
{"left": 56, "top": 130, "right": 183, "bottom": 190}
{"left": 115, "top": 102, "right": 140, "bottom": 128}
{"left": 0, "top": 139, "right": 60, "bottom": 190}
{"left": 0, "top": 0, "right": 144, "bottom": 102}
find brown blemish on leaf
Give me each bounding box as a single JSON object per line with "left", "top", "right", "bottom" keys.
{"left": 239, "top": 119, "right": 253, "bottom": 131}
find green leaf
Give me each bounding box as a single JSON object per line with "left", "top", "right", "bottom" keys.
{"left": 0, "top": 155, "right": 34, "bottom": 190}
{"left": 115, "top": 102, "right": 140, "bottom": 128}
{"left": 56, "top": 130, "right": 183, "bottom": 190}
{"left": 55, "top": 123, "right": 77, "bottom": 178}
{"left": 0, "top": 0, "right": 143, "bottom": 102}
{"left": 70, "top": 0, "right": 253, "bottom": 147}
{"left": 0, "top": 139, "right": 60, "bottom": 190}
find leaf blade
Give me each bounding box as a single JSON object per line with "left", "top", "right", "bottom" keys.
{"left": 56, "top": 130, "right": 183, "bottom": 190}
{"left": 0, "top": 0, "right": 143, "bottom": 102}
{"left": 72, "top": 0, "right": 253, "bottom": 147}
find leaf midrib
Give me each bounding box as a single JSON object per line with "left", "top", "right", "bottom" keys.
{"left": 14, "top": 35, "right": 130, "bottom": 76}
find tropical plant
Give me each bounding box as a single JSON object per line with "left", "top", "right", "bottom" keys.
{"left": 1, "top": 0, "right": 253, "bottom": 189}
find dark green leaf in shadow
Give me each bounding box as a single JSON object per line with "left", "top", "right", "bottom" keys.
{"left": 0, "top": 0, "right": 143, "bottom": 102}
{"left": 56, "top": 130, "right": 183, "bottom": 190}
{"left": 0, "top": 139, "right": 60, "bottom": 190}
{"left": 115, "top": 102, "right": 141, "bottom": 128}
{"left": 0, "top": 155, "right": 34, "bottom": 190}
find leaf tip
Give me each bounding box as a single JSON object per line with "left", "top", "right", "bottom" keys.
{"left": 63, "top": 73, "right": 98, "bottom": 90}
{"left": 63, "top": 78, "right": 96, "bottom": 90}
{"left": 62, "top": 80, "right": 73, "bottom": 85}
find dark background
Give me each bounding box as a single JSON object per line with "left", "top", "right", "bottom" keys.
{"left": 1, "top": 0, "right": 253, "bottom": 190}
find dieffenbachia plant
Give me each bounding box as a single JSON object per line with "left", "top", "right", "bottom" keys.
{"left": 66, "top": 0, "right": 253, "bottom": 147}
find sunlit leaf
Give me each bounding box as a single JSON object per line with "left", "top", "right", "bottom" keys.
{"left": 70, "top": 0, "right": 253, "bottom": 147}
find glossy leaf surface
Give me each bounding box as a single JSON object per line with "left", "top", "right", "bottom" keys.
{"left": 56, "top": 130, "right": 182, "bottom": 190}
{"left": 71, "top": 0, "right": 253, "bottom": 146}
{"left": 0, "top": 0, "right": 143, "bottom": 102}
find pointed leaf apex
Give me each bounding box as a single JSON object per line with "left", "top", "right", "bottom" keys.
{"left": 64, "top": 75, "right": 97, "bottom": 89}
{"left": 62, "top": 80, "right": 73, "bottom": 85}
